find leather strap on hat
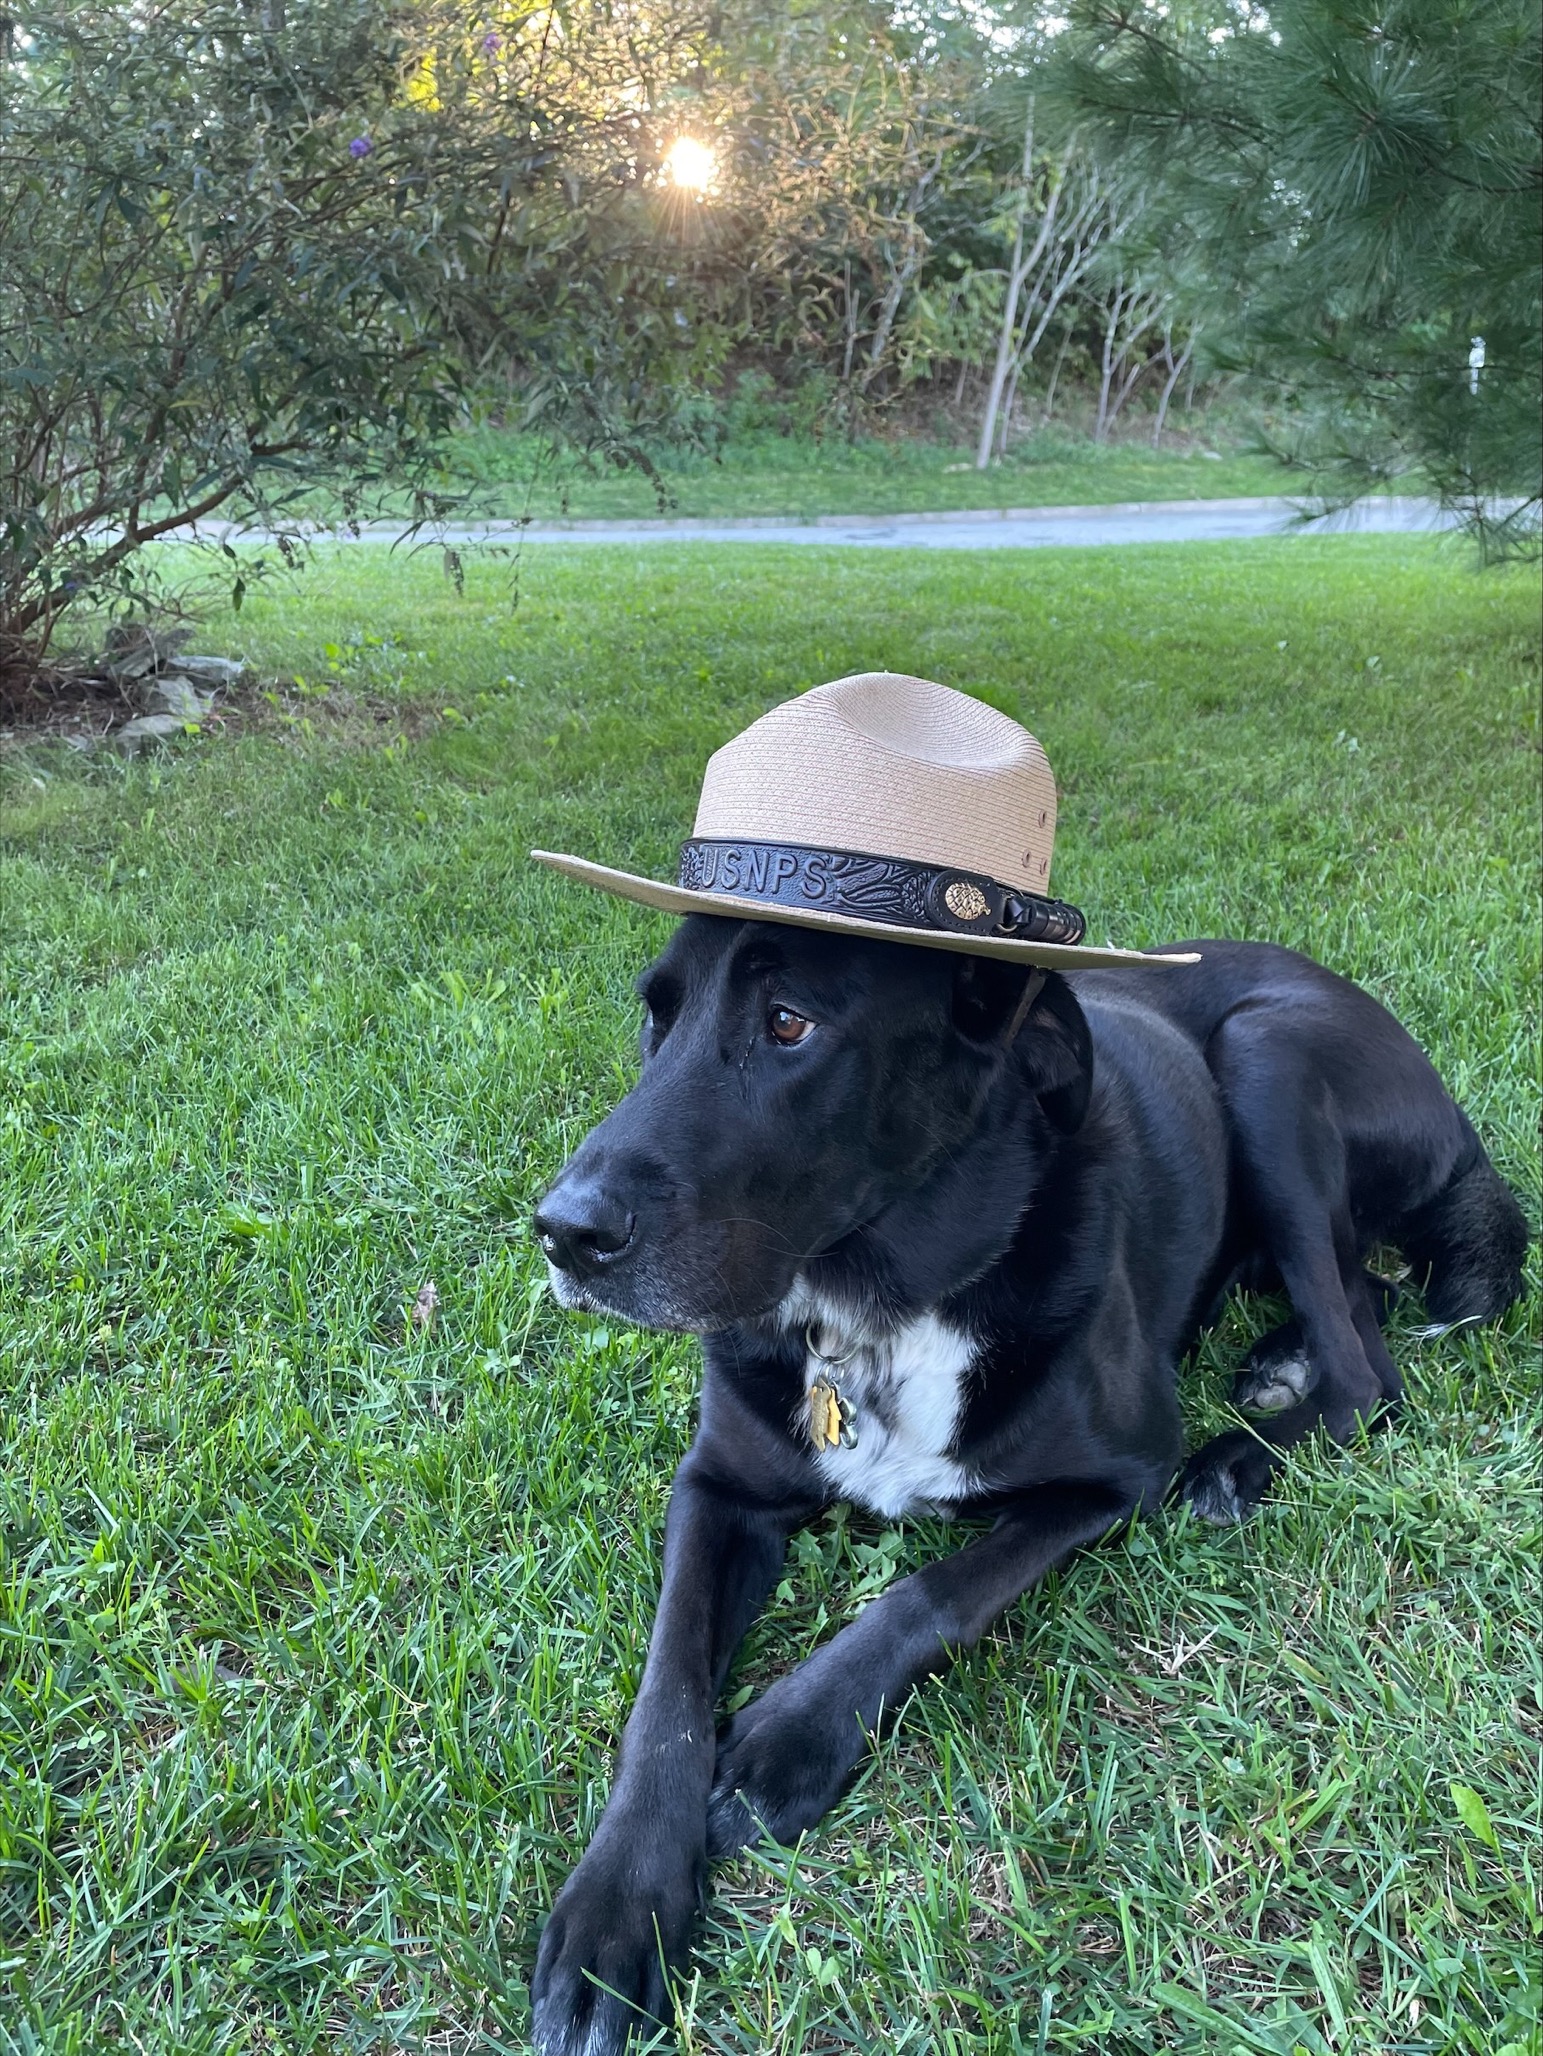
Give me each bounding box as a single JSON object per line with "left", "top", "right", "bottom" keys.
{"left": 1004, "top": 968, "right": 1048, "bottom": 1045}
{"left": 677, "top": 838, "right": 1086, "bottom": 946}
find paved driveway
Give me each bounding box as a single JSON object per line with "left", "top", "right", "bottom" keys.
{"left": 179, "top": 495, "right": 1458, "bottom": 553}
{"left": 498, "top": 494, "right": 1456, "bottom": 551}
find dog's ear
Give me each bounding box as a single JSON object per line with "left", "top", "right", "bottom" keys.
{"left": 1019, "top": 974, "right": 1094, "bottom": 1133}
{"left": 953, "top": 960, "right": 1093, "bottom": 1133}
{"left": 950, "top": 954, "right": 1038, "bottom": 1045}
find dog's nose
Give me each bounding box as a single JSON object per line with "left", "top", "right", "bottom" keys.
{"left": 534, "top": 1179, "right": 637, "bottom": 1276}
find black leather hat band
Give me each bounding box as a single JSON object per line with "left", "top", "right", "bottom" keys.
{"left": 677, "top": 838, "right": 1086, "bottom": 945}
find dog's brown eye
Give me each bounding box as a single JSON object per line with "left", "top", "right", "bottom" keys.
{"left": 767, "top": 1005, "right": 814, "bottom": 1046}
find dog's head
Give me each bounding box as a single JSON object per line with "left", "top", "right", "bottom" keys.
{"left": 533, "top": 915, "right": 1092, "bottom": 1332}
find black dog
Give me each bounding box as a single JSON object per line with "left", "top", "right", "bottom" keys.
{"left": 529, "top": 923, "right": 1525, "bottom": 2054}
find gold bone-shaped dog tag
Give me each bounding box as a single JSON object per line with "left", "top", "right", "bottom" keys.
{"left": 807, "top": 1379, "right": 842, "bottom": 1451}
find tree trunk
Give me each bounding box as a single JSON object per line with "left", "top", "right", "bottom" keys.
{"left": 976, "top": 104, "right": 1068, "bottom": 470}
{"left": 998, "top": 351, "right": 1024, "bottom": 457}
{"left": 1095, "top": 276, "right": 1164, "bottom": 441}
{"left": 1094, "top": 280, "right": 1127, "bottom": 441}
{"left": 1040, "top": 314, "right": 1076, "bottom": 425}
{"left": 996, "top": 168, "right": 1108, "bottom": 446}
{"left": 862, "top": 240, "right": 921, "bottom": 393}
{"left": 976, "top": 110, "right": 1033, "bottom": 469}
{"left": 1106, "top": 296, "right": 1164, "bottom": 434}
{"left": 1151, "top": 324, "right": 1196, "bottom": 447}
{"left": 839, "top": 261, "right": 859, "bottom": 388}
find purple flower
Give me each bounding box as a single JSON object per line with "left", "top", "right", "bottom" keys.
{"left": 349, "top": 136, "right": 373, "bottom": 159}
{"left": 482, "top": 31, "right": 501, "bottom": 52}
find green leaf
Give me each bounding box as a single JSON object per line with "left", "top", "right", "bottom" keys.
{"left": 1450, "top": 1782, "right": 1501, "bottom": 1852}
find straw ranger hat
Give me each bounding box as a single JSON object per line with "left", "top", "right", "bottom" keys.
{"left": 533, "top": 672, "right": 1198, "bottom": 970}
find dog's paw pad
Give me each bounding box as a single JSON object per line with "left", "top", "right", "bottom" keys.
{"left": 1185, "top": 1461, "right": 1244, "bottom": 1525}
{"left": 1234, "top": 1351, "right": 1315, "bottom": 1414}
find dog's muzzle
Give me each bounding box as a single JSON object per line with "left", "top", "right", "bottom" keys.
{"left": 534, "top": 1178, "right": 637, "bottom": 1281}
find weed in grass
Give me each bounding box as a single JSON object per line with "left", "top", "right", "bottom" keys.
{"left": 0, "top": 536, "right": 1537, "bottom": 2053}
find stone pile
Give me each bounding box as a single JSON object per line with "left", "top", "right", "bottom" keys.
{"left": 77, "top": 629, "right": 247, "bottom": 753}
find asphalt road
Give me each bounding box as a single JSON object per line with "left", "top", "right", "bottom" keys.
{"left": 180, "top": 494, "right": 1459, "bottom": 553}
{"left": 499, "top": 493, "right": 1457, "bottom": 550}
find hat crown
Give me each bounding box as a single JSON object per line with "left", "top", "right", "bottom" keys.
{"left": 692, "top": 672, "right": 1058, "bottom": 894}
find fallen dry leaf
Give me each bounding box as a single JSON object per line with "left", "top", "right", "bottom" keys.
{"left": 410, "top": 1281, "right": 440, "bottom": 1330}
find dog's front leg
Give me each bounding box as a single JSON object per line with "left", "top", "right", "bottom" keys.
{"left": 707, "top": 1480, "right": 1135, "bottom": 1857}
{"left": 531, "top": 1456, "right": 797, "bottom": 2056}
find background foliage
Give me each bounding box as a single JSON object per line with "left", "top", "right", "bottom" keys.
{"left": 1057, "top": 0, "right": 1543, "bottom": 551}
{"left": 0, "top": 0, "right": 719, "bottom": 673}
{"left": 7, "top": 0, "right": 1535, "bottom": 679}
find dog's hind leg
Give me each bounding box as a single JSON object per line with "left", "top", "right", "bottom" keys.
{"left": 1184, "top": 1241, "right": 1397, "bottom": 1522}
{"left": 1231, "top": 1319, "right": 1317, "bottom": 1414}
{"left": 1348, "top": 1268, "right": 1403, "bottom": 1405}
{"left": 1189, "top": 1240, "right": 1400, "bottom": 1516}
{"left": 1187, "top": 1019, "right": 1390, "bottom": 1520}
{"left": 1187, "top": 1240, "right": 1392, "bottom": 1520}
{"left": 1188, "top": 1286, "right": 1392, "bottom": 1523}
{"left": 1233, "top": 1269, "right": 1401, "bottom": 1415}
{"left": 1232, "top": 1317, "right": 1315, "bottom": 1414}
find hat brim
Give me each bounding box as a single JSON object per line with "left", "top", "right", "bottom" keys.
{"left": 531, "top": 851, "right": 1200, "bottom": 970}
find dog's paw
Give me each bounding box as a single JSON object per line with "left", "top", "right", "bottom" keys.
{"left": 1182, "top": 1430, "right": 1275, "bottom": 1525}
{"left": 1233, "top": 1347, "right": 1316, "bottom": 1415}
{"left": 1184, "top": 1457, "right": 1245, "bottom": 1525}
{"left": 705, "top": 1779, "right": 762, "bottom": 1861}
{"left": 707, "top": 1695, "right": 853, "bottom": 1861}
{"left": 530, "top": 1841, "right": 697, "bottom": 2056}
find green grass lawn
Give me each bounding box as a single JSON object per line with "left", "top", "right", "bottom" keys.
{"left": 433, "top": 426, "right": 1306, "bottom": 522}
{"left": 2, "top": 537, "right": 1538, "bottom": 2056}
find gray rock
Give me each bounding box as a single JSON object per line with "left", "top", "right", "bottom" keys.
{"left": 113, "top": 712, "right": 193, "bottom": 755}
{"left": 103, "top": 625, "right": 190, "bottom": 679}
{"left": 104, "top": 642, "right": 162, "bottom": 681}
{"left": 143, "top": 674, "right": 212, "bottom": 719}
{"left": 176, "top": 654, "right": 246, "bottom": 686}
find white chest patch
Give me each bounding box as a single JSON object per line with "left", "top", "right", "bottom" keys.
{"left": 776, "top": 1288, "right": 981, "bottom": 1518}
